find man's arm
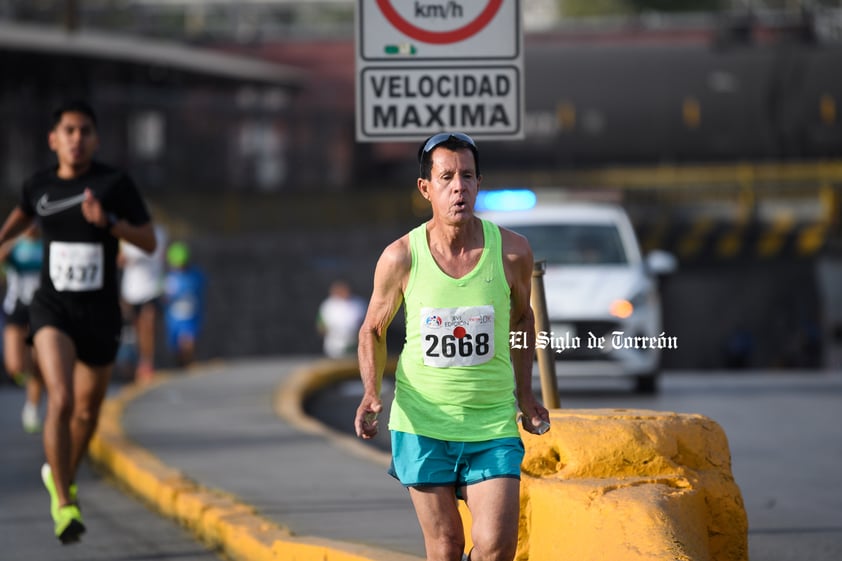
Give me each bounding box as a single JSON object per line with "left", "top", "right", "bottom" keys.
{"left": 354, "top": 236, "right": 411, "bottom": 439}
{"left": 0, "top": 207, "right": 34, "bottom": 249}
{"left": 109, "top": 221, "right": 157, "bottom": 253}
{"left": 81, "top": 189, "right": 157, "bottom": 253}
{"left": 501, "top": 227, "right": 551, "bottom": 434}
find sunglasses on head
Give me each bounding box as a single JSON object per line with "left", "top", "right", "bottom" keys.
{"left": 419, "top": 132, "right": 477, "bottom": 160}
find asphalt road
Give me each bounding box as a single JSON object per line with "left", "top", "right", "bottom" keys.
{"left": 0, "top": 381, "right": 222, "bottom": 561}
{"left": 3, "top": 365, "right": 840, "bottom": 561}
{"left": 307, "top": 369, "right": 842, "bottom": 561}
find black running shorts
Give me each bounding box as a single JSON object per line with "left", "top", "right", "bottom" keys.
{"left": 28, "top": 291, "right": 122, "bottom": 366}
{"left": 5, "top": 300, "right": 31, "bottom": 327}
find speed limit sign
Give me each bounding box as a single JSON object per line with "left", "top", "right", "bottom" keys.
{"left": 356, "top": 0, "right": 524, "bottom": 141}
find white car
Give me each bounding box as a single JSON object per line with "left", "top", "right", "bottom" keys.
{"left": 479, "top": 193, "right": 676, "bottom": 393}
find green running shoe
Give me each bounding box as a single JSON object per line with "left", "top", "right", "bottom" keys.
{"left": 22, "top": 402, "right": 42, "bottom": 433}
{"left": 41, "top": 463, "right": 59, "bottom": 520}
{"left": 41, "top": 463, "right": 79, "bottom": 520}
{"left": 54, "top": 504, "right": 85, "bottom": 544}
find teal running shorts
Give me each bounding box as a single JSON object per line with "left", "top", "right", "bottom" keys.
{"left": 388, "top": 431, "right": 524, "bottom": 495}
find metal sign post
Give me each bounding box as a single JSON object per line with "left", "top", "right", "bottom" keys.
{"left": 531, "top": 260, "right": 560, "bottom": 409}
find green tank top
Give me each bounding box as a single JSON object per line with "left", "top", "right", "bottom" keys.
{"left": 389, "top": 218, "right": 519, "bottom": 441}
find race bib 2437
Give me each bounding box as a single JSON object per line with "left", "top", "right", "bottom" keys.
{"left": 49, "top": 241, "right": 104, "bottom": 292}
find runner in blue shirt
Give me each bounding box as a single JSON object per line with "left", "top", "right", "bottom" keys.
{"left": 163, "top": 241, "right": 205, "bottom": 368}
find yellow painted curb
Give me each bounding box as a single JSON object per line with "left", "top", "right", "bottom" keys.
{"left": 274, "top": 357, "right": 395, "bottom": 468}
{"left": 89, "top": 367, "right": 422, "bottom": 561}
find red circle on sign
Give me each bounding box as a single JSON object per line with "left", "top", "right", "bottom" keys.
{"left": 453, "top": 326, "right": 467, "bottom": 339}
{"left": 376, "top": 0, "right": 504, "bottom": 45}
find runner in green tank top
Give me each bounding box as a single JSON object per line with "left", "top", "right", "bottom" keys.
{"left": 354, "top": 132, "right": 550, "bottom": 561}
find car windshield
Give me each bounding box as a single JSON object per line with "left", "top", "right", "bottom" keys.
{"left": 509, "top": 224, "right": 628, "bottom": 265}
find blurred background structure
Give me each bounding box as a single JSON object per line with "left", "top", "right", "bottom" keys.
{"left": 1, "top": 0, "right": 841, "bottom": 371}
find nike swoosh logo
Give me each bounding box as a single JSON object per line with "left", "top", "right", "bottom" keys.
{"left": 35, "top": 193, "right": 86, "bottom": 216}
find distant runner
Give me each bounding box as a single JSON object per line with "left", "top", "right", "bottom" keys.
{"left": 0, "top": 100, "right": 157, "bottom": 544}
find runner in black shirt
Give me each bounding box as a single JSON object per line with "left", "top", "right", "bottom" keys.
{"left": 0, "top": 100, "right": 157, "bottom": 544}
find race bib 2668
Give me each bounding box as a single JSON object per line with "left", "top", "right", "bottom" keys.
{"left": 420, "top": 305, "right": 495, "bottom": 368}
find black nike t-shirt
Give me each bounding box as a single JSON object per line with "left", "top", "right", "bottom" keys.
{"left": 19, "top": 161, "right": 151, "bottom": 306}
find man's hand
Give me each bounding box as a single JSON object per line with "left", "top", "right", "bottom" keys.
{"left": 81, "top": 188, "right": 107, "bottom": 228}
{"left": 354, "top": 396, "right": 383, "bottom": 440}
{"left": 519, "top": 400, "right": 551, "bottom": 435}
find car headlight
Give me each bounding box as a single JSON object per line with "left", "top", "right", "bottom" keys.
{"left": 609, "top": 299, "right": 634, "bottom": 319}
{"left": 610, "top": 289, "right": 652, "bottom": 319}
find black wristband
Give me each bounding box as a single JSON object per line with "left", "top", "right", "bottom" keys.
{"left": 105, "top": 212, "right": 119, "bottom": 230}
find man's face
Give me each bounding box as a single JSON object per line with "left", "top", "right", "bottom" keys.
{"left": 49, "top": 111, "right": 98, "bottom": 172}
{"left": 418, "top": 147, "right": 481, "bottom": 225}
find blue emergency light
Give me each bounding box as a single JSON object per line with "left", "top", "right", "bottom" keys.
{"left": 475, "top": 189, "right": 537, "bottom": 212}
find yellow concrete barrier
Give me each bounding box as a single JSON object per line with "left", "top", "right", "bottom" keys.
{"left": 512, "top": 408, "right": 748, "bottom": 561}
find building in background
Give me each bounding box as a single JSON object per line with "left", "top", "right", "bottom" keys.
{"left": 1, "top": 1, "right": 841, "bottom": 369}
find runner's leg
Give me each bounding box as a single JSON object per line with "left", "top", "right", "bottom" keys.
{"left": 135, "top": 301, "right": 156, "bottom": 381}
{"left": 460, "top": 478, "right": 521, "bottom": 561}
{"left": 34, "top": 326, "right": 77, "bottom": 508}
{"left": 70, "top": 360, "right": 112, "bottom": 476}
{"left": 408, "top": 485, "right": 466, "bottom": 561}
{"left": 4, "top": 323, "right": 30, "bottom": 383}
{"left": 26, "top": 358, "right": 44, "bottom": 407}
{"left": 5, "top": 323, "right": 42, "bottom": 430}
